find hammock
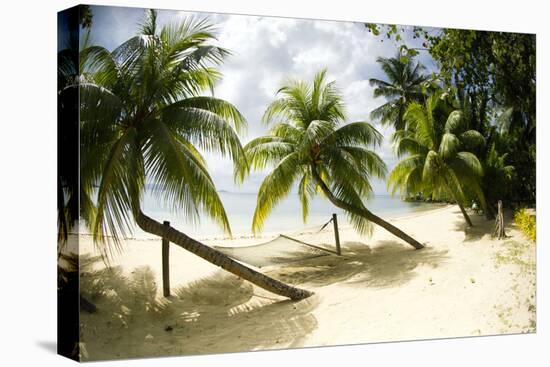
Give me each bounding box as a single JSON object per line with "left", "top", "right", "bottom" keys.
{"left": 214, "top": 218, "right": 338, "bottom": 268}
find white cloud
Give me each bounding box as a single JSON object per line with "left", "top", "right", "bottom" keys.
{"left": 292, "top": 46, "right": 340, "bottom": 71}
{"left": 206, "top": 14, "right": 403, "bottom": 193}
{"left": 343, "top": 79, "right": 377, "bottom": 121}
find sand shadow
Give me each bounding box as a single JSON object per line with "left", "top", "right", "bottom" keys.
{"left": 453, "top": 209, "right": 514, "bottom": 242}
{"left": 78, "top": 264, "right": 318, "bottom": 361}
{"left": 266, "top": 240, "right": 449, "bottom": 289}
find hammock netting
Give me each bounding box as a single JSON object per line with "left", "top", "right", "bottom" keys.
{"left": 214, "top": 219, "right": 337, "bottom": 268}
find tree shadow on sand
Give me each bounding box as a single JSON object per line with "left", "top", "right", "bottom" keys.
{"left": 77, "top": 240, "right": 448, "bottom": 360}
{"left": 79, "top": 264, "right": 318, "bottom": 361}
{"left": 266, "top": 240, "right": 449, "bottom": 288}
{"left": 453, "top": 210, "right": 513, "bottom": 242}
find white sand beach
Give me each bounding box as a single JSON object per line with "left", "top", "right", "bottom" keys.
{"left": 74, "top": 205, "right": 536, "bottom": 360}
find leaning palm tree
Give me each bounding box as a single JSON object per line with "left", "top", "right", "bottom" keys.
{"left": 76, "top": 10, "right": 311, "bottom": 300}
{"left": 237, "top": 70, "right": 424, "bottom": 249}
{"left": 369, "top": 51, "right": 427, "bottom": 131}
{"left": 388, "top": 92, "right": 487, "bottom": 227}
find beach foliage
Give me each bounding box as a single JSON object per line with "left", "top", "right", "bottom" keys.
{"left": 514, "top": 209, "right": 536, "bottom": 242}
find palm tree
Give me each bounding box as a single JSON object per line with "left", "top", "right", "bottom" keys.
{"left": 237, "top": 70, "right": 424, "bottom": 249}
{"left": 369, "top": 51, "right": 427, "bottom": 130}
{"left": 75, "top": 10, "right": 311, "bottom": 300}
{"left": 388, "top": 92, "right": 487, "bottom": 227}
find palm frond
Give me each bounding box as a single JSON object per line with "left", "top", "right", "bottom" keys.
{"left": 252, "top": 153, "right": 302, "bottom": 234}
{"left": 460, "top": 130, "right": 486, "bottom": 150}
{"left": 298, "top": 169, "right": 316, "bottom": 223}
{"left": 388, "top": 154, "right": 424, "bottom": 195}
{"left": 235, "top": 136, "right": 296, "bottom": 182}
{"left": 346, "top": 211, "right": 374, "bottom": 236}
{"left": 140, "top": 9, "right": 158, "bottom": 36}
{"left": 78, "top": 83, "right": 123, "bottom": 124}
{"left": 269, "top": 122, "right": 303, "bottom": 143}
{"left": 405, "top": 102, "right": 433, "bottom": 148}
{"left": 444, "top": 110, "right": 464, "bottom": 133}
{"left": 394, "top": 133, "right": 428, "bottom": 157}
{"left": 330, "top": 179, "right": 373, "bottom": 235}
{"left": 166, "top": 96, "right": 247, "bottom": 133}
{"left": 161, "top": 103, "right": 245, "bottom": 162}
{"left": 339, "top": 146, "right": 387, "bottom": 179}
{"left": 311, "top": 68, "right": 328, "bottom": 114}
{"left": 422, "top": 150, "right": 442, "bottom": 187}
{"left": 443, "top": 166, "right": 467, "bottom": 204}
{"left": 262, "top": 97, "right": 299, "bottom": 125}
{"left": 143, "top": 121, "right": 231, "bottom": 234}
{"left": 93, "top": 128, "right": 143, "bottom": 259}
{"left": 297, "top": 119, "right": 336, "bottom": 157}
{"left": 439, "top": 133, "right": 461, "bottom": 159}
{"left": 325, "top": 121, "right": 383, "bottom": 148}
{"left": 451, "top": 151, "right": 484, "bottom": 177}
{"left": 326, "top": 148, "right": 374, "bottom": 198}
{"left": 370, "top": 102, "right": 399, "bottom": 126}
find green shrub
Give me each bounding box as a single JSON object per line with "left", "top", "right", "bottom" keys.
{"left": 514, "top": 208, "right": 536, "bottom": 242}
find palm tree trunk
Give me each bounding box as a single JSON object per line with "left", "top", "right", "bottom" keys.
{"left": 311, "top": 167, "right": 424, "bottom": 250}
{"left": 457, "top": 202, "right": 473, "bottom": 227}
{"left": 134, "top": 209, "right": 313, "bottom": 300}
{"left": 477, "top": 187, "right": 494, "bottom": 220}
{"left": 442, "top": 176, "right": 474, "bottom": 227}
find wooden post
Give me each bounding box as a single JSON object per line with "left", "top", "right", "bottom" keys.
{"left": 332, "top": 213, "right": 341, "bottom": 256}
{"left": 493, "top": 200, "right": 507, "bottom": 240}
{"left": 162, "top": 221, "right": 171, "bottom": 297}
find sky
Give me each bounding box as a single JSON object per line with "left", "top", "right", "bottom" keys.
{"left": 87, "top": 5, "right": 438, "bottom": 195}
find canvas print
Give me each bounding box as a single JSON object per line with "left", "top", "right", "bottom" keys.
{"left": 57, "top": 4, "right": 536, "bottom": 361}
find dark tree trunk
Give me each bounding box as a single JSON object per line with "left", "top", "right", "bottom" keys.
{"left": 485, "top": 201, "right": 496, "bottom": 220}
{"left": 457, "top": 202, "right": 473, "bottom": 227}
{"left": 311, "top": 167, "right": 424, "bottom": 250}
{"left": 135, "top": 210, "right": 313, "bottom": 300}
{"left": 478, "top": 183, "right": 494, "bottom": 220}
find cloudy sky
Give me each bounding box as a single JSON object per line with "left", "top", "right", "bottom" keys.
{"left": 88, "top": 5, "right": 438, "bottom": 194}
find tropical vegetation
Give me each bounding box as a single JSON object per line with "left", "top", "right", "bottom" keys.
{"left": 388, "top": 92, "right": 487, "bottom": 226}
{"left": 514, "top": 208, "right": 536, "bottom": 242}
{"left": 366, "top": 25, "right": 536, "bottom": 215}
